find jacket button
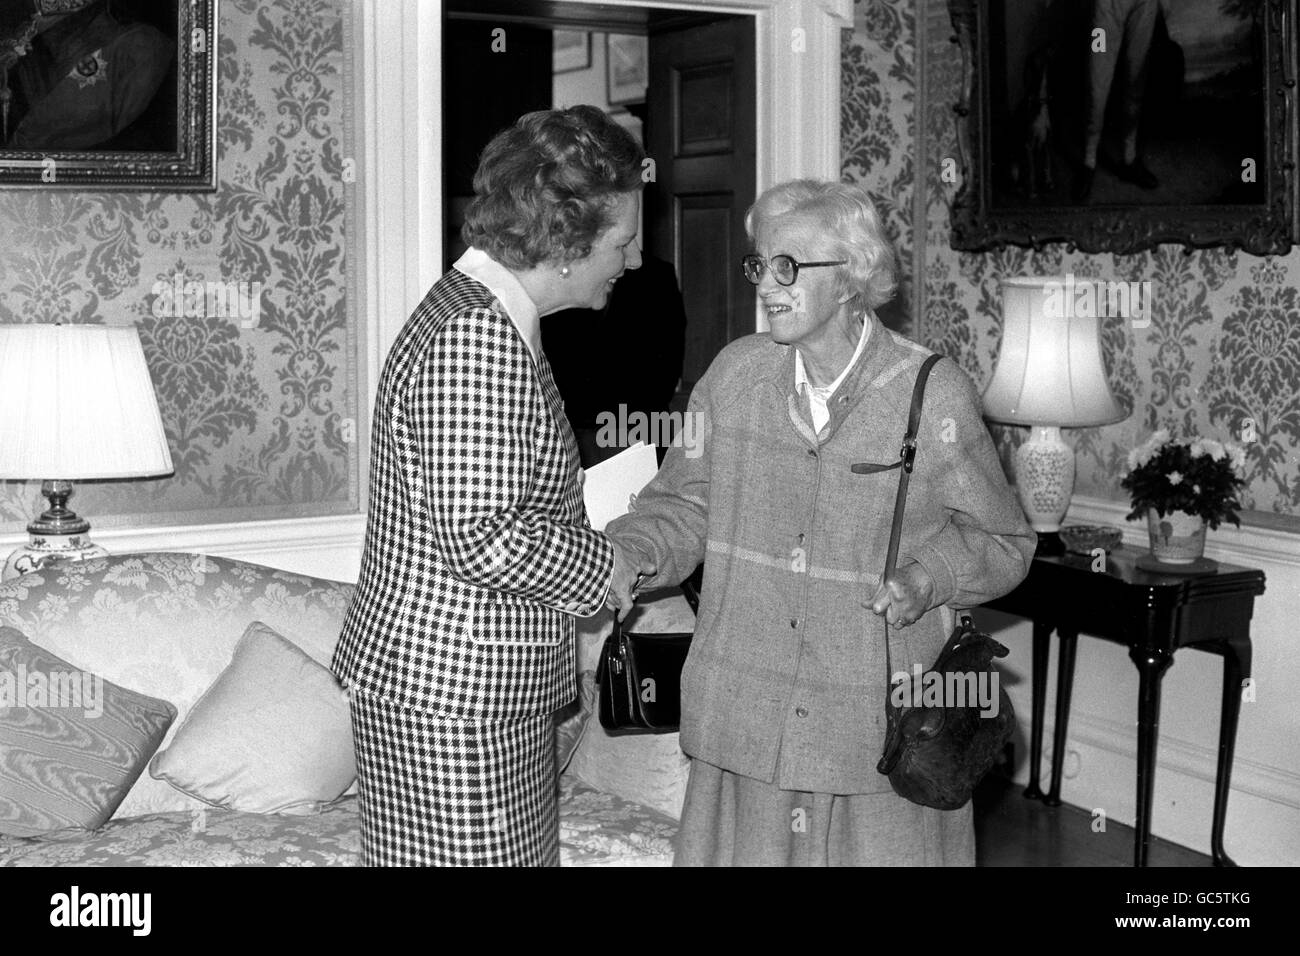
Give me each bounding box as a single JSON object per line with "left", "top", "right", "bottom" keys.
{"left": 795, "top": 706, "right": 809, "bottom": 718}
{"left": 807, "top": 448, "right": 817, "bottom": 458}
{"left": 790, "top": 618, "right": 798, "bottom": 628}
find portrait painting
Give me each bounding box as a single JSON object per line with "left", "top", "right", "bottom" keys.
{"left": 948, "top": 0, "right": 1296, "bottom": 255}
{"left": 0, "top": 0, "right": 215, "bottom": 189}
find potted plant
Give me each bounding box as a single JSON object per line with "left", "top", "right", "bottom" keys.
{"left": 1121, "top": 429, "right": 1248, "bottom": 563}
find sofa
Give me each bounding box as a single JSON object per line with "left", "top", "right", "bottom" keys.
{"left": 0, "top": 552, "right": 693, "bottom": 866}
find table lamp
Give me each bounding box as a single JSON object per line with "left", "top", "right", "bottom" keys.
{"left": 982, "top": 277, "right": 1127, "bottom": 554}
{"left": 0, "top": 324, "right": 174, "bottom": 581}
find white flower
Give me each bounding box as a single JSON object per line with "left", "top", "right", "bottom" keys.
{"left": 1129, "top": 431, "right": 1165, "bottom": 470}
{"left": 1167, "top": 471, "right": 1184, "bottom": 485}
{"left": 1190, "top": 438, "right": 1226, "bottom": 462}
{"left": 1229, "top": 444, "right": 1247, "bottom": 471}
{"left": 1192, "top": 484, "right": 1201, "bottom": 494}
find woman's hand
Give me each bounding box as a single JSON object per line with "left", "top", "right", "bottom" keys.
{"left": 868, "top": 561, "right": 936, "bottom": 628}
{"left": 606, "top": 539, "right": 657, "bottom": 622}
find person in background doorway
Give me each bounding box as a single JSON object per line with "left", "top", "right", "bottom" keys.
{"left": 542, "top": 250, "right": 688, "bottom": 467}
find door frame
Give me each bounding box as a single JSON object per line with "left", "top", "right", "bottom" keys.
{"left": 357, "top": 0, "right": 853, "bottom": 376}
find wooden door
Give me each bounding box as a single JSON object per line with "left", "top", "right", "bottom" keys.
{"left": 646, "top": 17, "right": 756, "bottom": 405}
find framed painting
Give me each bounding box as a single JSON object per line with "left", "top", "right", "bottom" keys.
{"left": 553, "top": 30, "right": 590, "bottom": 74}
{"left": 606, "top": 33, "right": 647, "bottom": 106}
{"left": 947, "top": 0, "right": 1297, "bottom": 255}
{"left": 0, "top": 0, "right": 216, "bottom": 191}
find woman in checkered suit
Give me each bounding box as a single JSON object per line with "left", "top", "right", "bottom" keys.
{"left": 333, "top": 106, "right": 652, "bottom": 866}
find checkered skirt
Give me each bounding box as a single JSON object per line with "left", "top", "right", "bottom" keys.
{"left": 350, "top": 688, "right": 559, "bottom": 866}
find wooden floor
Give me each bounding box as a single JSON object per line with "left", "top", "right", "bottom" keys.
{"left": 973, "top": 772, "right": 1212, "bottom": 867}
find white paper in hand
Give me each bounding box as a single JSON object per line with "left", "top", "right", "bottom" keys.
{"left": 582, "top": 442, "right": 660, "bottom": 531}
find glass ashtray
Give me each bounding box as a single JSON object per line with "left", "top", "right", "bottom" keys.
{"left": 1059, "top": 524, "right": 1122, "bottom": 555}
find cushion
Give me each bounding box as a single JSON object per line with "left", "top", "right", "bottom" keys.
{"left": 555, "top": 670, "right": 597, "bottom": 773}
{"left": 568, "top": 720, "right": 692, "bottom": 821}
{"left": 567, "top": 589, "right": 695, "bottom": 820}
{"left": 0, "top": 552, "right": 354, "bottom": 818}
{"left": 0, "top": 626, "right": 176, "bottom": 837}
{"left": 149, "top": 622, "right": 356, "bottom": 815}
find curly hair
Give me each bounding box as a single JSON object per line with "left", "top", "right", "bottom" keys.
{"left": 461, "top": 105, "right": 646, "bottom": 270}
{"left": 745, "top": 179, "right": 897, "bottom": 310}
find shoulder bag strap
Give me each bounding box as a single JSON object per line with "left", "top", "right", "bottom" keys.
{"left": 876, "top": 353, "right": 942, "bottom": 691}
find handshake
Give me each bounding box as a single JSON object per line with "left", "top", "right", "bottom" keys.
{"left": 605, "top": 539, "right": 657, "bottom": 622}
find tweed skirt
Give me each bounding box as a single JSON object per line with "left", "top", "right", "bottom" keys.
{"left": 349, "top": 689, "right": 559, "bottom": 866}
{"left": 673, "top": 758, "right": 976, "bottom": 867}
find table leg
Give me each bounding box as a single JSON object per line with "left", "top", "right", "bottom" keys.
{"left": 1023, "top": 619, "right": 1053, "bottom": 801}
{"left": 1130, "top": 646, "right": 1174, "bottom": 868}
{"left": 1044, "top": 629, "right": 1078, "bottom": 807}
{"left": 1211, "top": 635, "right": 1252, "bottom": 867}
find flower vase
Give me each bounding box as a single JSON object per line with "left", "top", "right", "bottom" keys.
{"left": 1146, "top": 508, "right": 1207, "bottom": 564}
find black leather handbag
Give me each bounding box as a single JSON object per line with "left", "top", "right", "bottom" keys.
{"left": 861, "top": 354, "right": 1015, "bottom": 810}
{"left": 596, "top": 618, "right": 692, "bottom": 735}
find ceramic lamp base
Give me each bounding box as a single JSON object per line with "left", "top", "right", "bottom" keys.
{"left": 1014, "top": 425, "right": 1076, "bottom": 533}
{"left": 3, "top": 532, "right": 108, "bottom": 583}
{"left": 2, "top": 483, "right": 109, "bottom": 582}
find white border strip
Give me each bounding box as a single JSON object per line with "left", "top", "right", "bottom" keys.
{"left": 0, "top": 514, "right": 364, "bottom": 573}
{"left": 1067, "top": 494, "right": 1300, "bottom": 568}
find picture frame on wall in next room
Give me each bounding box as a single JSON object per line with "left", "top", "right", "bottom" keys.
{"left": 606, "top": 33, "right": 647, "bottom": 107}
{"left": 553, "top": 30, "right": 590, "bottom": 74}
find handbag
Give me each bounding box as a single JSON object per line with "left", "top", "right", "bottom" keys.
{"left": 861, "top": 353, "right": 1015, "bottom": 810}
{"left": 596, "top": 614, "right": 692, "bottom": 735}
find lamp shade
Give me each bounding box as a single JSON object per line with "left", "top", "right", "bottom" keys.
{"left": 982, "top": 277, "right": 1126, "bottom": 428}
{"left": 0, "top": 325, "right": 173, "bottom": 480}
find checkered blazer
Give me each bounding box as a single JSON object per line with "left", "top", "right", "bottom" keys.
{"left": 333, "top": 268, "right": 615, "bottom": 719}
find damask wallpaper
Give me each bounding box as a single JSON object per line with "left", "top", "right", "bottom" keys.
{"left": 844, "top": 0, "right": 1300, "bottom": 528}
{"left": 0, "top": 0, "right": 359, "bottom": 533}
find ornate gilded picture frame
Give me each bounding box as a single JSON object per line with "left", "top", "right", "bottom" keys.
{"left": 0, "top": 0, "right": 216, "bottom": 191}
{"left": 947, "top": 0, "right": 1297, "bottom": 255}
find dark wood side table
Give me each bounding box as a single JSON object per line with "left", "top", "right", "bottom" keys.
{"left": 982, "top": 545, "right": 1265, "bottom": 867}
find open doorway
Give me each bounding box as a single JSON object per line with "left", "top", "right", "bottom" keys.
{"left": 442, "top": 0, "right": 757, "bottom": 453}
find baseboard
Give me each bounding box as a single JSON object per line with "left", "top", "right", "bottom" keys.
{"left": 0, "top": 514, "right": 366, "bottom": 583}
{"left": 1029, "top": 709, "right": 1300, "bottom": 812}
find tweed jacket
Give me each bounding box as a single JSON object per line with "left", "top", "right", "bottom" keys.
{"left": 606, "top": 317, "right": 1036, "bottom": 793}
{"left": 332, "top": 267, "right": 614, "bottom": 719}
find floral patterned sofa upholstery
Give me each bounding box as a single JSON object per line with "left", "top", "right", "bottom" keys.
{"left": 0, "top": 552, "right": 677, "bottom": 867}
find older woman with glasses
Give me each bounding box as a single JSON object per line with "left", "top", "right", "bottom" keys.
{"left": 605, "top": 179, "right": 1035, "bottom": 866}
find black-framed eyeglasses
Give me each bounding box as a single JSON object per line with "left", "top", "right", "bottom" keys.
{"left": 741, "top": 253, "right": 847, "bottom": 286}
